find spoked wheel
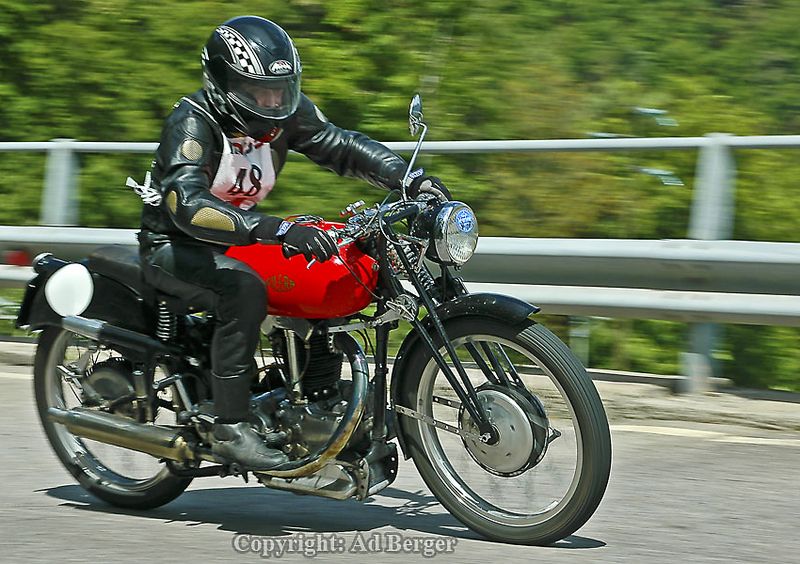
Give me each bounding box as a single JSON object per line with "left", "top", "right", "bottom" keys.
{"left": 34, "top": 326, "right": 192, "bottom": 509}
{"left": 397, "top": 317, "right": 611, "bottom": 545}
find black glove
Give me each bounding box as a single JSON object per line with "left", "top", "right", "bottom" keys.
{"left": 407, "top": 175, "right": 452, "bottom": 202}
{"left": 277, "top": 221, "right": 338, "bottom": 263}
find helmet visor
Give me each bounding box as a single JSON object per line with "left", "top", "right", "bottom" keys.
{"left": 226, "top": 70, "right": 301, "bottom": 121}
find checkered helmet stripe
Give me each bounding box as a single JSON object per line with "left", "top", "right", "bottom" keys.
{"left": 217, "top": 25, "right": 265, "bottom": 76}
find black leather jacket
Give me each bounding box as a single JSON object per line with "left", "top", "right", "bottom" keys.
{"left": 140, "top": 90, "right": 408, "bottom": 247}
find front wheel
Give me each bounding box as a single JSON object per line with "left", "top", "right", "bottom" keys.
{"left": 397, "top": 317, "right": 611, "bottom": 545}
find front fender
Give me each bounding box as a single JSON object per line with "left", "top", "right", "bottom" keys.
{"left": 389, "top": 292, "right": 539, "bottom": 457}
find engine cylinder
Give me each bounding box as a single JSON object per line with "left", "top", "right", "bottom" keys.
{"left": 274, "top": 332, "right": 343, "bottom": 401}
{"left": 300, "top": 334, "right": 344, "bottom": 401}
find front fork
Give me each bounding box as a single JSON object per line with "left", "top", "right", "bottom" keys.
{"left": 372, "top": 311, "right": 390, "bottom": 442}
{"left": 386, "top": 241, "right": 498, "bottom": 442}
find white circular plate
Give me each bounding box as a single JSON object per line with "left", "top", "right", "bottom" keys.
{"left": 44, "top": 263, "right": 94, "bottom": 317}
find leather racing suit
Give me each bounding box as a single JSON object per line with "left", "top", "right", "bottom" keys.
{"left": 138, "top": 90, "right": 407, "bottom": 422}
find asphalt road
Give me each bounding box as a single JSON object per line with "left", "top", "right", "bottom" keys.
{"left": 0, "top": 368, "right": 798, "bottom": 564}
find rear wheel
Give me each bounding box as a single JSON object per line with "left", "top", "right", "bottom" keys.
{"left": 397, "top": 317, "right": 611, "bottom": 545}
{"left": 34, "top": 326, "right": 193, "bottom": 509}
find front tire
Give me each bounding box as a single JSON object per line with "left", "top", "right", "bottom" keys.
{"left": 34, "top": 326, "right": 193, "bottom": 510}
{"left": 397, "top": 317, "right": 611, "bottom": 545}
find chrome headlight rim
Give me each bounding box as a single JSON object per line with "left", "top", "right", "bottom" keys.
{"left": 431, "top": 201, "right": 479, "bottom": 266}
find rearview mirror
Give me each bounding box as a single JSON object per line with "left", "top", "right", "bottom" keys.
{"left": 409, "top": 94, "right": 423, "bottom": 137}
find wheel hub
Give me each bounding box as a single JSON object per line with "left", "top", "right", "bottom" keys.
{"left": 85, "top": 358, "right": 135, "bottom": 416}
{"left": 459, "top": 384, "right": 549, "bottom": 477}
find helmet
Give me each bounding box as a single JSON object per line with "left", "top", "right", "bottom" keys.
{"left": 202, "top": 16, "right": 302, "bottom": 135}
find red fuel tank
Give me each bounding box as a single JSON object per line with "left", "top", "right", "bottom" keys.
{"left": 226, "top": 221, "right": 378, "bottom": 319}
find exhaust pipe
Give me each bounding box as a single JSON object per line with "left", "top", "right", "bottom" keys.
{"left": 257, "top": 464, "right": 358, "bottom": 500}
{"left": 47, "top": 406, "right": 197, "bottom": 463}
{"left": 62, "top": 315, "right": 169, "bottom": 355}
{"left": 47, "top": 332, "right": 368, "bottom": 477}
{"left": 256, "top": 332, "right": 369, "bottom": 479}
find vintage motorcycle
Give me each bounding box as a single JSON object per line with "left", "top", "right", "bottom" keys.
{"left": 17, "top": 96, "right": 611, "bottom": 545}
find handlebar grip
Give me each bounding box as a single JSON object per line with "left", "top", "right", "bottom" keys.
{"left": 384, "top": 203, "right": 420, "bottom": 224}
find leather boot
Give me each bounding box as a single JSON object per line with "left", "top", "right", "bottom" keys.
{"left": 211, "top": 421, "right": 290, "bottom": 471}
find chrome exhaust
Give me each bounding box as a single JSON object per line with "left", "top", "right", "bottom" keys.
{"left": 47, "top": 406, "right": 198, "bottom": 463}
{"left": 46, "top": 331, "right": 369, "bottom": 478}
{"left": 257, "top": 464, "right": 358, "bottom": 500}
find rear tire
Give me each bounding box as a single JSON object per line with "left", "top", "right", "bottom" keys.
{"left": 34, "top": 326, "right": 192, "bottom": 510}
{"left": 397, "top": 317, "right": 611, "bottom": 545}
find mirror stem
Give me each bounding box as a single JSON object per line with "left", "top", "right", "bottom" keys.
{"left": 401, "top": 123, "right": 428, "bottom": 200}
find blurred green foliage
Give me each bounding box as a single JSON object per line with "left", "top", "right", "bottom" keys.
{"left": 1, "top": 0, "right": 800, "bottom": 390}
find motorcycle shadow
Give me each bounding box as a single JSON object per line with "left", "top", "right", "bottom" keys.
{"left": 43, "top": 483, "right": 475, "bottom": 539}
{"left": 42, "top": 484, "right": 605, "bottom": 548}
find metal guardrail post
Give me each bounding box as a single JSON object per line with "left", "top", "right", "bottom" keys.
{"left": 41, "top": 139, "right": 79, "bottom": 226}
{"left": 568, "top": 316, "right": 591, "bottom": 366}
{"left": 684, "top": 133, "right": 736, "bottom": 392}
{"left": 689, "top": 133, "right": 735, "bottom": 239}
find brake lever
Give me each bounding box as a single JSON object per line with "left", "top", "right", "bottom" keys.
{"left": 305, "top": 237, "right": 351, "bottom": 270}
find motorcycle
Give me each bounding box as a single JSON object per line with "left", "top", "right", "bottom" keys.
{"left": 17, "top": 95, "right": 611, "bottom": 545}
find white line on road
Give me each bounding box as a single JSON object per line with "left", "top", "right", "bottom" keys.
{"left": 611, "top": 424, "right": 800, "bottom": 448}
{"left": 711, "top": 436, "right": 800, "bottom": 447}
{"left": 610, "top": 425, "right": 726, "bottom": 438}
{"left": 0, "top": 372, "right": 31, "bottom": 380}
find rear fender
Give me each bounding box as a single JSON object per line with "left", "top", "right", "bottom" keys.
{"left": 17, "top": 255, "right": 150, "bottom": 334}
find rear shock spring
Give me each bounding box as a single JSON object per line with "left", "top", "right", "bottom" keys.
{"left": 156, "top": 302, "right": 177, "bottom": 341}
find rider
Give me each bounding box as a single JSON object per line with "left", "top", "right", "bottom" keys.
{"left": 137, "top": 15, "right": 450, "bottom": 471}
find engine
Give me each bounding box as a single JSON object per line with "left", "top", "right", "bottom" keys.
{"left": 250, "top": 379, "right": 374, "bottom": 460}
{"left": 249, "top": 330, "right": 374, "bottom": 459}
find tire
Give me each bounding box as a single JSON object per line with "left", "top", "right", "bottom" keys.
{"left": 34, "top": 326, "right": 193, "bottom": 510}
{"left": 397, "top": 317, "right": 611, "bottom": 545}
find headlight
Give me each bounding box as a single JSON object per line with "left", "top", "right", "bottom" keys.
{"left": 412, "top": 201, "right": 479, "bottom": 265}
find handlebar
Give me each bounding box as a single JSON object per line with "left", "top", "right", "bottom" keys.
{"left": 383, "top": 202, "right": 421, "bottom": 224}
{"left": 278, "top": 200, "right": 426, "bottom": 264}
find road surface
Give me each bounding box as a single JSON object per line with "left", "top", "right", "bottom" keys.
{"left": 0, "top": 365, "right": 798, "bottom": 563}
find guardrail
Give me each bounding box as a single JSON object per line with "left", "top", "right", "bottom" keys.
{"left": 4, "top": 135, "right": 800, "bottom": 390}
{"left": 4, "top": 133, "right": 800, "bottom": 237}
{"left": 2, "top": 226, "right": 799, "bottom": 326}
